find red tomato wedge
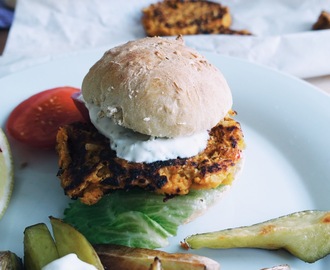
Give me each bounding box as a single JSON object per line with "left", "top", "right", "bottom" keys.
{"left": 6, "top": 86, "right": 86, "bottom": 149}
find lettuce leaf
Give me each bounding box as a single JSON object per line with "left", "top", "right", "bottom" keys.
{"left": 63, "top": 186, "right": 228, "bottom": 249}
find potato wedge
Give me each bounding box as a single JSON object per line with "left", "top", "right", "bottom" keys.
{"left": 23, "top": 223, "right": 59, "bottom": 270}
{"left": 182, "top": 210, "right": 330, "bottom": 263}
{"left": 94, "top": 244, "right": 220, "bottom": 270}
{"left": 49, "top": 216, "right": 104, "bottom": 270}
{"left": 0, "top": 251, "right": 23, "bottom": 270}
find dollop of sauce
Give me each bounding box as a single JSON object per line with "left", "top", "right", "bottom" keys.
{"left": 41, "top": 253, "right": 97, "bottom": 270}
{"left": 86, "top": 102, "right": 209, "bottom": 163}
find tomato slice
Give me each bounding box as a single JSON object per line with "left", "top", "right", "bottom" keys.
{"left": 6, "top": 86, "right": 86, "bottom": 149}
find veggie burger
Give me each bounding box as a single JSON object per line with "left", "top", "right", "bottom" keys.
{"left": 56, "top": 36, "right": 245, "bottom": 206}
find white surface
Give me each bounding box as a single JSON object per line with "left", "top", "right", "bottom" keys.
{"left": 0, "top": 51, "right": 329, "bottom": 270}
{"left": 1, "top": 0, "right": 330, "bottom": 78}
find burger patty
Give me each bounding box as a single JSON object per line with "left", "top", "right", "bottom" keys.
{"left": 142, "top": 0, "right": 251, "bottom": 36}
{"left": 56, "top": 113, "right": 245, "bottom": 205}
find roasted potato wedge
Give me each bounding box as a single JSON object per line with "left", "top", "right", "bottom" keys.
{"left": 23, "top": 218, "right": 104, "bottom": 269}
{"left": 94, "top": 244, "right": 220, "bottom": 270}
{"left": 23, "top": 223, "right": 59, "bottom": 270}
{"left": 0, "top": 251, "right": 23, "bottom": 270}
{"left": 49, "top": 216, "right": 104, "bottom": 270}
{"left": 149, "top": 257, "right": 163, "bottom": 270}
{"left": 182, "top": 210, "right": 330, "bottom": 263}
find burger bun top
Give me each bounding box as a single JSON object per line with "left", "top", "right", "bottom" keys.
{"left": 82, "top": 36, "right": 232, "bottom": 138}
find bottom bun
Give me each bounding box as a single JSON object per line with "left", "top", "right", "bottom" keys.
{"left": 184, "top": 155, "right": 245, "bottom": 224}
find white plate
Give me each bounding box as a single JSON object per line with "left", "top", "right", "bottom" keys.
{"left": 0, "top": 50, "right": 329, "bottom": 270}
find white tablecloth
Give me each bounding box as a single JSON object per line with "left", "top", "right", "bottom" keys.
{"left": 1, "top": 0, "right": 330, "bottom": 94}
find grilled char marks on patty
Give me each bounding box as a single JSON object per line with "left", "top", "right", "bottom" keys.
{"left": 56, "top": 114, "right": 244, "bottom": 205}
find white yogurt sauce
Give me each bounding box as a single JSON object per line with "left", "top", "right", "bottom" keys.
{"left": 41, "top": 253, "right": 97, "bottom": 270}
{"left": 86, "top": 102, "right": 209, "bottom": 163}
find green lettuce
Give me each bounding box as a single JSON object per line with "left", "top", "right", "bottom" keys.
{"left": 63, "top": 186, "right": 228, "bottom": 249}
